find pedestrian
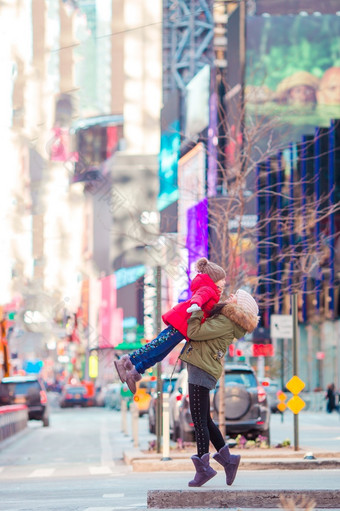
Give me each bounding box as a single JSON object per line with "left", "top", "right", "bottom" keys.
{"left": 325, "top": 383, "right": 337, "bottom": 413}
{"left": 179, "top": 289, "right": 259, "bottom": 487}
{"left": 114, "top": 257, "right": 226, "bottom": 393}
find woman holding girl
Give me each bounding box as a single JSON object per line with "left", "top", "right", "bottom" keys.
{"left": 180, "top": 289, "right": 259, "bottom": 487}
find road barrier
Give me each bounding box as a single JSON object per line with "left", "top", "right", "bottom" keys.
{"left": 0, "top": 405, "right": 28, "bottom": 443}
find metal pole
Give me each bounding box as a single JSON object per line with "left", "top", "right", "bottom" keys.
{"left": 281, "top": 338, "right": 284, "bottom": 423}
{"left": 239, "top": 0, "right": 246, "bottom": 131}
{"left": 121, "top": 398, "right": 128, "bottom": 435}
{"left": 131, "top": 400, "right": 139, "bottom": 448}
{"left": 156, "top": 265, "right": 163, "bottom": 453}
{"left": 292, "top": 293, "right": 299, "bottom": 451}
{"left": 161, "top": 392, "right": 171, "bottom": 461}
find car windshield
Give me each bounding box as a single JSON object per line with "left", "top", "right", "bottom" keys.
{"left": 224, "top": 371, "right": 257, "bottom": 388}
{"left": 67, "top": 387, "right": 86, "bottom": 394}
{"left": 163, "top": 378, "right": 177, "bottom": 392}
{"left": 6, "top": 381, "right": 40, "bottom": 394}
{"left": 147, "top": 377, "right": 178, "bottom": 393}
{"left": 266, "top": 383, "right": 279, "bottom": 391}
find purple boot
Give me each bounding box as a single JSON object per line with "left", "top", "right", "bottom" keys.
{"left": 125, "top": 367, "right": 142, "bottom": 394}
{"left": 114, "top": 355, "right": 133, "bottom": 383}
{"left": 188, "top": 453, "right": 217, "bottom": 487}
{"left": 212, "top": 445, "right": 241, "bottom": 486}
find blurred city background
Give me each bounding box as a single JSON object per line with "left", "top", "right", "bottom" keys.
{"left": 0, "top": 0, "right": 340, "bottom": 414}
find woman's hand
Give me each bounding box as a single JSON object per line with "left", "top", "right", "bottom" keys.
{"left": 226, "top": 293, "right": 237, "bottom": 304}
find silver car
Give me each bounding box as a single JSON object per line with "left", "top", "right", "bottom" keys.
{"left": 170, "top": 363, "right": 271, "bottom": 444}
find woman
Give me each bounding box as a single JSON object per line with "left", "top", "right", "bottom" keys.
{"left": 325, "top": 383, "right": 337, "bottom": 413}
{"left": 179, "top": 289, "right": 259, "bottom": 487}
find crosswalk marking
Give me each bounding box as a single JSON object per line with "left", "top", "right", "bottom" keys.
{"left": 84, "top": 508, "right": 123, "bottom": 511}
{"left": 102, "top": 494, "right": 124, "bottom": 498}
{"left": 84, "top": 508, "right": 144, "bottom": 511}
{"left": 84, "top": 508, "right": 117, "bottom": 511}
{"left": 89, "top": 466, "right": 112, "bottom": 475}
{"left": 28, "top": 468, "right": 55, "bottom": 477}
{"left": 0, "top": 464, "right": 129, "bottom": 479}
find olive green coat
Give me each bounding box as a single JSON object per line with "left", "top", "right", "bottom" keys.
{"left": 180, "top": 303, "right": 259, "bottom": 381}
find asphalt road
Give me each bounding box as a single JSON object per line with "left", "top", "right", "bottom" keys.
{"left": 0, "top": 404, "right": 339, "bottom": 511}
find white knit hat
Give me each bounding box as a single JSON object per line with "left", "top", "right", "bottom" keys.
{"left": 235, "top": 289, "right": 259, "bottom": 317}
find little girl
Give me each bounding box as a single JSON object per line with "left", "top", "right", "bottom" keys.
{"left": 114, "top": 257, "right": 226, "bottom": 393}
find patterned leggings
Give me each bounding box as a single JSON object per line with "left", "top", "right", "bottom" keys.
{"left": 129, "top": 326, "right": 183, "bottom": 374}
{"left": 188, "top": 383, "right": 225, "bottom": 458}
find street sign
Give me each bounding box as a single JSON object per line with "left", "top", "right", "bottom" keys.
{"left": 287, "top": 395, "right": 306, "bottom": 414}
{"left": 286, "top": 375, "right": 305, "bottom": 394}
{"left": 285, "top": 375, "right": 306, "bottom": 415}
{"left": 270, "top": 314, "right": 293, "bottom": 339}
{"left": 277, "top": 391, "right": 287, "bottom": 412}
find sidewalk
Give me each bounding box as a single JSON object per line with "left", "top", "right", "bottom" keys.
{"left": 123, "top": 412, "right": 340, "bottom": 472}
{"left": 124, "top": 446, "right": 340, "bottom": 472}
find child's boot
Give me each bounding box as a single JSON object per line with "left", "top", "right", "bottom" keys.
{"left": 114, "top": 355, "right": 133, "bottom": 383}
{"left": 125, "top": 367, "right": 142, "bottom": 394}
{"left": 188, "top": 453, "right": 217, "bottom": 487}
{"left": 212, "top": 444, "right": 240, "bottom": 485}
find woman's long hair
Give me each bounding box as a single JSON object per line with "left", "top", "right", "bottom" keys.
{"left": 209, "top": 301, "right": 228, "bottom": 318}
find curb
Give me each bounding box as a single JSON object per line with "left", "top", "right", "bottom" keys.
{"left": 147, "top": 489, "right": 339, "bottom": 509}
{"left": 130, "top": 456, "right": 340, "bottom": 472}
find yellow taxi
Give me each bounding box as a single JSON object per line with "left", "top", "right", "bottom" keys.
{"left": 132, "top": 375, "right": 155, "bottom": 416}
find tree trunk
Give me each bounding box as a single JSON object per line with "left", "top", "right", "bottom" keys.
{"left": 218, "top": 357, "right": 226, "bottom": 438}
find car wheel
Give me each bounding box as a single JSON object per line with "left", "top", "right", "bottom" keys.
{"left": 261, "top": 428, "right": 270, "bottom": 445}
{"left": 223, "top": 386, "right": 251, "bottom": 420}
{"left": 179, "top": 423, "right": 194, "bottom": 443}
{"left": 172, "top": 423, "right": 180, "bottom": 441}
{"left": 42, "top": 416, "right": 50, "bottom": 427}
{"left": 149, "top": 417, "right": 155, "bottom": 434}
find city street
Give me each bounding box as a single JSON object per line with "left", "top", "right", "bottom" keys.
{"left": 0, "top": 405, "right": 339, "bottom": 510}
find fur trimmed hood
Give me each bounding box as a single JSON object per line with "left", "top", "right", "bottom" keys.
{"left": 220, "top": 303, "right": 259, "bottom": 333}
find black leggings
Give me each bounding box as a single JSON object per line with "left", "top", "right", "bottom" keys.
{"left": 188, "top": 383, "right": 225, "bottom": 458}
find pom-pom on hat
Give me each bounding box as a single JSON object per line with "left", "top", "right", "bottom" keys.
{"left": 195, "top": 257, "right": 226, "bottom": 283}
{"left": 235, "top": 289, "right": 259, "bottom": 317}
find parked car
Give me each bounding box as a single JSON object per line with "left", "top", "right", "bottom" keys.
{"left": 133, "top": 376, "right": 154, "bottom": 416}
{"left": 212, "top": 363, "right": 270, "bottom": 442}
{"left": 103, "top": 383, "right": 122, "bottom": 410}
{"left": 170, "top": 363, "right": 271, "bottom": 443}
{"left": 148, "top": 374, "right": 180, "bottom": 434}
{"left": 94, "top": 385, "right": 107, "bottom": 407}
{"left": 260, "top": 378, "right": 281, "bottom": 413}
{"left": 168, "top": 369, "right": 192, "bottom": 441}
{"left": 59, "top": 383, "right": 91, "bottom": 408}
{"left": 1, "top": 374, "right": 50, "bottom": 427}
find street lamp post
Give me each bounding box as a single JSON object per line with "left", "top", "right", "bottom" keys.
{"left": 155, "top": 265, "right": 163, "bottom": 453}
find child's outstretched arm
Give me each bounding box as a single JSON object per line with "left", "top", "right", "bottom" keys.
{"left": 187, "top": 285, "right": 217, "bottom": 310}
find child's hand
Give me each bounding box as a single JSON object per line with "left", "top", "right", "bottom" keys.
{"left": 186, "top": 304, "right": 202, "bottom": 313}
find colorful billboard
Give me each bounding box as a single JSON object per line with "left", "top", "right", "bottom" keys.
{"left": 177, "top": 143, "right": 206, "bottom": 246}
{"left": 158, "top": 91, "right": 180, "bottom": 211}
{"left": 246, "top": 14, "right": 340, "bottom": 148}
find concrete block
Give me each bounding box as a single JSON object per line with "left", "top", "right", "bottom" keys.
{"left": 147, "top": 489, "right": 340, "bottom": 509}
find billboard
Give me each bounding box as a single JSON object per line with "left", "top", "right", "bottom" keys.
{"left": 177, "top": 143, "right": 206, "bottom": 245}
{"left": 186, "top": 199, "right": 209, "bottom": 280}
{"left": 185, "top": 65, "right": 210, "bottom": 139}
{"left": 158, "top": 91, "right": 181, "bottom": 211}
{"left": 246, "top": 14, "right": 340, "bottom": 148}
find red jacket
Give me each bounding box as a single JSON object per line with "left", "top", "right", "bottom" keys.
{"left": 162, "top": 274, "right": 221, "bottom": 338}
